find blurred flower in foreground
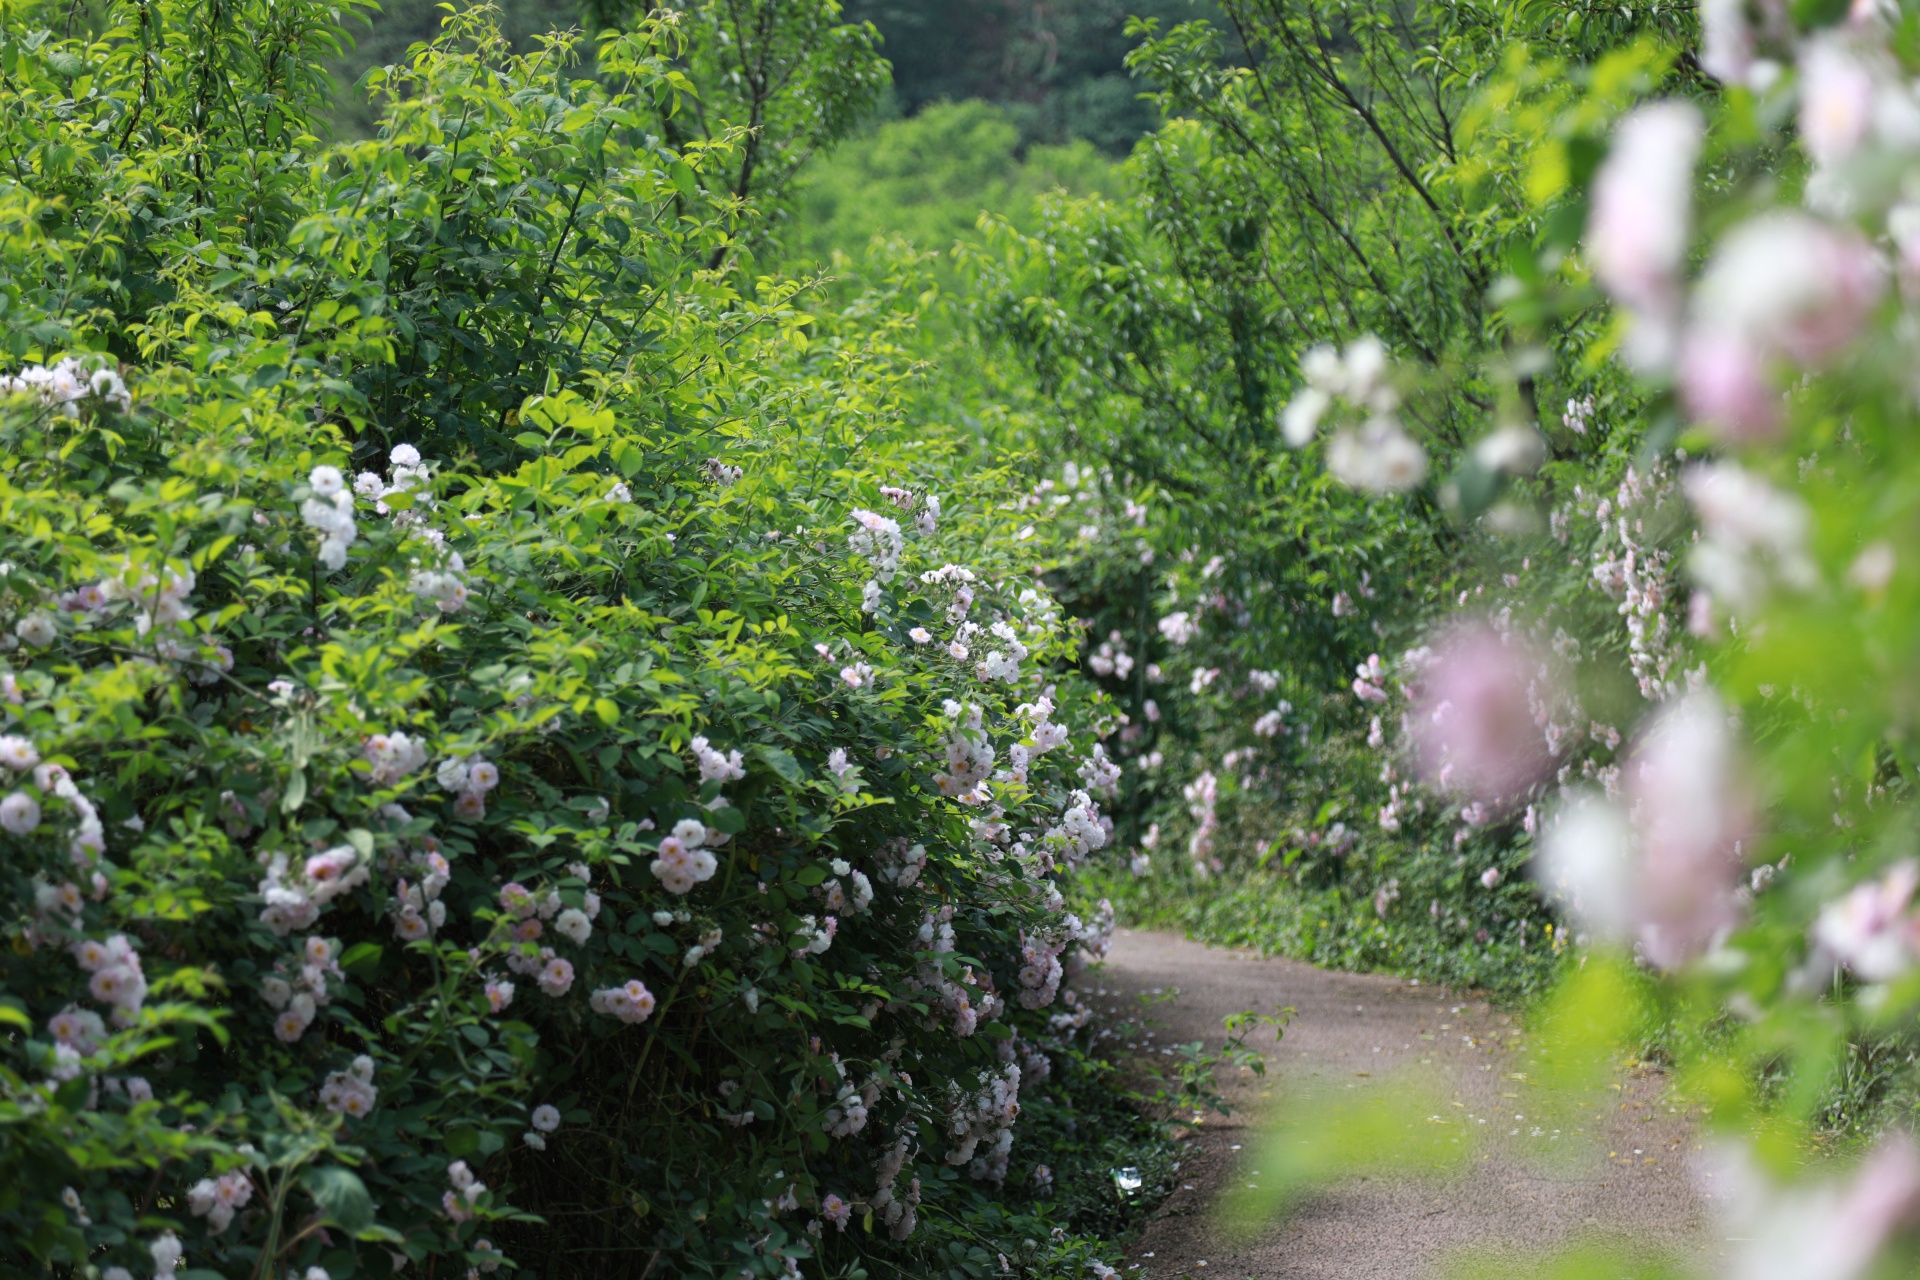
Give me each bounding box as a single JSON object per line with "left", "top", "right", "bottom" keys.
{"left": 1702, "top": 1133, "right": 1920, "bottom": 1280}
{"left": 1587, "top": 101, "right": 1703, "bottom": 372}
{"left": 1683, "top": 462, "right": 1818, "bottom": 616}
{"left": 1682, "top": 213, "right": 1881, "bottom": 441}
{"left": 1282, "top": 335, "right": 1427, "bottom": 493}
{"left": 1814, "top": 861, "right": 1920, "bottom": 982}
{"left": 1408, "top": 624, "right": 1557, "bottom": 806}
{"left": 1539, "top": 691, "right": 1752, "bottom": 968}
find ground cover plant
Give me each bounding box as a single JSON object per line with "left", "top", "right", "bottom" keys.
{"left": 0, "top": 3, "right": 1177, "bottom": 1277}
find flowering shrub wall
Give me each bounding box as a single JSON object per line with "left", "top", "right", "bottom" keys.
{"left": 0, "top": 6, "right": 1142, "bottom": 1278}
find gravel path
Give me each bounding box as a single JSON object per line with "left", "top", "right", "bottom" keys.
{"left": 1087, "top": 929, "right": 1718, "bottom": 1279}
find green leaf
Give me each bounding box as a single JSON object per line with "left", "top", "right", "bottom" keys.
{"left": 755, "top": 745, "right": 803, "bottom": 783}
{"left": 282, "top": 768, "right": 307, "bottom": 814}
{"left": 302, "top": 1166, "right": 376, "bottom": 1235}
{"left": 339, "top": 942, "right": 383, "bottom": 976}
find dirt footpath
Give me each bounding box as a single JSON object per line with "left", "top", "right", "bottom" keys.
{"left": 1087, "top": 929, "right": 1719, "bottom": 1280}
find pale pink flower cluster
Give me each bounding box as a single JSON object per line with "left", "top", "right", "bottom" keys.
{"left": 1087, "top": 631, "right": 1134, "bottom": 678}
{"left": 47, "top": 1004, "right": 107, "bottom": 1063}
{"left": 975, "top": 620, "right": 1028, "bottom": 683}
{"left": 363, "top": 730, "right": 429, "bottom": 785}
{"left": 1, "top": 734, "right": 41, "bottom": 834}
{"left": 1016, "top": 930, "right": 1065, "bottom": 1010}
{"left": 1587, "top": 103, "right": 1703, "bottom": 370}
{"left": 872, "top": 1135, "right": 922, "bottom": 1240}
{"left": 823, "top": 1058, "right": 882, "bottom": 1139}
{"left": 1813, "top": 861, "right": 1920, "bottom": 982}
{"left": 1184, "top": 770, "right": 1219, "bottom": 876}
{"left": 1044, "top": 790, "right": 1109, "bottom": 865}
{"left": 791, "top": 914, "right": 837, "bottom": 956}
{"left": 690, "top": 735, "right": 746, "bottom": 783}
{"left": 1682, "top": 461, "right": 1817, "bottom": 617}
{"left": 1076, "top": 744, "right": 1121, "bottom": 797}
{"left": 1282, "top": 337, "right": 1425, "bottom": 491}
{"left": 149, "top": 1232, "right": 183, "bottom": 1279}
{"left": 73, "top": 932, "right": 147, "bottom": 1027}
{"left": 317, "top": 1054, "right": 378, "bottom": 1118}
{"left": 826, "top": 747, "right": 861, "bottom": 794}
{"left": 301, "top": 466, "right": 358, "bottom": 572}
{"left": 261, "top": 935, "right": 344, "bottom": 1042}
{"left": 848, "top": 508, "right": 904, "bottom": 602}
{"left": 1684, "top": 213, "right": 1880, "bottom": 440}
{"left": 1577, "top": 464, "right": 1685, "bottom": 697}
{"left": 1073, "top": 898, "right": 1116, "bottom": 968}
{"left": 1540, "top": 692, "right": 1752, "bottom": 968}
{"left": 872, "top": 837, "right": 927, "bottom": 888}
{"left": 821, "top": 860, "right": 875, "bottom": 915}
{"left": 436, "top": 753, "right": 500, "bottom": 822}
{"left": 945, "top": 1062, "right": 1022, "bottom": 1183}
{"left": 259, "top": 845, "right": 368, "bottom": 936}
{"left": 934, "top": 700, "right": 995, "bottom": 802}
{"left": 19, "top": 759, "right": 109, "bottom": 871}
{"left": 588, "top": 978, "right": 657, "bottom": 1024}
{"left": 390, "top": 843, "right": 452, "bottom": 941}
{"left": 354, "top": 442, "right": 429, "bottom": 510}
{"left": 185, "top": 1170, "right": 254, "bottom": 1234}
{"left": 443, "top": 1160, "right": 487, "bottom": 1223}
{"left": 1351, "top": 654, "right": 1388, "bottom": 703}
{"left": 1705, "top": 1133, "right": 1920, "bottom": 1280}
{"left": 651, "top": 817, "right": 720, "bottom": 894}
{"left": 407, "top": 545, "right": 470, "bottom": 615}
{"left": 524, "top": 1102, "right": 562, "bottom": 1150}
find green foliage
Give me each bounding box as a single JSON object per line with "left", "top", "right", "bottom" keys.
{"left": 0, "top": 2, "right": 1167, "bottom": 1276}
{"left": 792, "top": 101, "right": 1118, "bottom": 264}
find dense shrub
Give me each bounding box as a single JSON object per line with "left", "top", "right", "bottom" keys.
{"left": 0, "top": 6, "right": 1151, "bottom": 1277}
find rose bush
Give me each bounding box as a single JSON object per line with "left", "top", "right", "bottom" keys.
{"left": 0, "top": 5, "right": 1146, "bottom": 1278}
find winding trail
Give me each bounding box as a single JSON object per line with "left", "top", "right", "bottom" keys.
{"left": 1087, "top": 929, "right": 1718, "bottom": 1279}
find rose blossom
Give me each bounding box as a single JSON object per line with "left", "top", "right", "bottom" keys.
{"left": 1409, "top": 624, "right": 1557, "bottom": 806}
{"left": 1587, "top": 101, "right": 1704, "bottom": 371}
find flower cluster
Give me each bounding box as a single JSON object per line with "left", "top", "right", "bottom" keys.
{"left": 185, "top": 1171, "right": 254, "bottom": 1235}
{"left": 300, "top": 466, "right": 359, "bottom": 572}
{"left": 1281, "top": 336, "right": 1426, "bottom": 492}
{"left": 588, "top": 978, "right": 658, "bottom": 1024}
{"left": 1086, "top": 631, "right": 1135, "bottom": 678}
{"left": 259, "top": 846, "right": 368, "bottom": 937}
{"left": 0, "top": 357, "right": 130, "bottom": 415}
{"left": 317, "top": 1054, "right": 379, "bottom": 1118}
{"left": 944, "top": 1062, "right": 1022, "bottom": 1182}
{"left": 934, "top": 700, "right": 996, "bottom": 801}
{"left": 437, "top": 753, "right": 501, "bottom": 821}
{"left": 651, "top": 817, "right": 721, "bottom": 894}
{"left": 72, "top": 933, "right": 147, "bottom": 1028}
{"left": 1183, "top": 770, "right": 1219, "bottom": 876}
{"left": 260, "top": 935, "right": 345, "bottom": 1042}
